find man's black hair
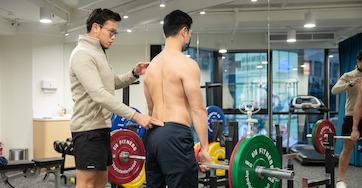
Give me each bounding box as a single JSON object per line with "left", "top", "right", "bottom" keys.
{"left": 86, "top": 8, "right": 121, "bottom": 33}
{"left": 163, "top": 10, "right": 192, "bottom": 38}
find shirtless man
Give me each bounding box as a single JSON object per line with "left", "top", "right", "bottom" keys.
{"left": 143, "top": 10, "right": 212, "bottom": 188}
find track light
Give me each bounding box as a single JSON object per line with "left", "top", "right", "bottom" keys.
{"left": 122, "top": 6, "right": 129, "bottom": 19}
{"left": 160, "top": 0, "right": 165, "bottom": 7}
{"left": 123, "top": 13, "right": 129, "bottom": 19}
{"left": 287, "top": 29, "right": 296, "bottom": 43}
{"left": 64, "top": 29, "right": 69, "bottom": 36}
{"left": 304, "top": 11, "right": 316, "bottom": 28}
{"left": 40, "top": 7, "right": 52, "bottom": 23}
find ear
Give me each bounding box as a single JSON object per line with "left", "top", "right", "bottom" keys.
{"left": 92, "top": 23, "right": 100, "bottom": 33}
{"left": 181, "top": 27, "right": 188, "bottom": 36}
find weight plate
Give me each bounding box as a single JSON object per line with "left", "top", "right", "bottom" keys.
{"left": 110, "top": 129, "right": 119, "bottom": 135}
{"left": 121, "top": 165, "right": 146, "bottom": 188}
{"left": 228, "top": 135, "right": 247, "bottom": 188}
{"left": 108, "top": 129, "right": 145, "bottom": 185}
{"left": 194, "top": 142, "right": 201, "bottom": 161}
{"left": 194, "top": 142, "right": 200, "bottom": 150}
{"left": 111, "top": 107, "right": 146, "bottom": 138}
{"left": 231, "top": 134, "right": 281, "bottom": 188}
{"left": 195, "top": 142, "right": 213, "bottom": 162}
{"left": 311, "top": 120, "right": 336, "bottom": 154}
{"left": 209, "top": 142, "right": 226, "bottom": 176}
{"left": 207, "top": 105, "right": 225, "bottom": 138}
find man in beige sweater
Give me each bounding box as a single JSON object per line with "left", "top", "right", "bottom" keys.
{"left": 69, "top": 8, "right": 163, "bottom": 188}
{"left": 331, "top": 50, "right": 362, "bottom": 188}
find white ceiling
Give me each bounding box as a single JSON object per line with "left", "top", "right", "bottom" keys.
{"left": 0, "top": 0, "right": 361, "bottom": 44}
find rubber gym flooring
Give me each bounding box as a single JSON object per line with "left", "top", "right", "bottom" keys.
{"left": 0, "top": 160, "right": 360, "bottom": 188}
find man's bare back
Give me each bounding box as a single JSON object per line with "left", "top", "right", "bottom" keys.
{"left": 144, "top": 48, "right": 206, "bottom": 127}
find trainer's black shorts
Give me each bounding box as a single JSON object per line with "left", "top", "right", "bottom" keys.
{"left": 72, "top": 128, "right": 112, "bottom": 171}
{"left": 341, "top": 116, "right": 362, "bottom": 136}
{"left": 144, "top": 122, "right": 198, "bottom": 188}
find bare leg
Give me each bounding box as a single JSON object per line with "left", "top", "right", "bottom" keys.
{"left": 76, "top": 169, "right": 108, "bottom": 188}
{"left": 337, "top": 139, "right": 355, "bottom": 181}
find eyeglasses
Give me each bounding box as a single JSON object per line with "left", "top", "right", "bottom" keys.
{"left": 99, "top": 24, "right": 118, "bottom": 37}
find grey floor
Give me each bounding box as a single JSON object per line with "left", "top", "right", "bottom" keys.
{"left": 0, "top": 160, "right": 361, "bottom": 188}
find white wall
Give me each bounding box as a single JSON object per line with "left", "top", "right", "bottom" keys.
{"left": 32, "top": 36, "right": 66, "bottom": 118}
{"left": 0, "top": 35, "right": 33, "bottom": 159}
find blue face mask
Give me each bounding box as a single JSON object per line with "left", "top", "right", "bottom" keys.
{"left": 182, "top": 38, "right": 191, "bottom": 52}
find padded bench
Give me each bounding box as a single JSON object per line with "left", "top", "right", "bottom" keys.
{"left": 0, "top": 157, "right": 64, "bottom": 188}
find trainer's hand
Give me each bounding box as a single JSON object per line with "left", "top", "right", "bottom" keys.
{"left": 133, "top": 62, "right": 150, "bottom": 76}
{"left": 132, "top": 112, "right": 164, "bottom": 129}
{"left": 351, "top": 130, "right": 360, "bottom": 141}
{"left": 198, "top": 148, "right": 212, "bottom": 172}
{"left": 351, "top": 77, "right": 362, "bottom": 86}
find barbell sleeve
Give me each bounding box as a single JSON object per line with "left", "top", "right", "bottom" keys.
{"left": 255, "top": 166, "right": 295, "bottom": 180}
{"left": 199, "top": 162, "right": 294, "bottom": 180}
{"left": 306, "top": 134, "right": 362, "bottom": 140}
{"left": 333, "top": 136, "right": 362, "bottom": 140}
{"left": 199, "top": 162, "right": 229, "bottom": 170}
{"left": 129, "top": 155, "right": 146, "bottom": 160}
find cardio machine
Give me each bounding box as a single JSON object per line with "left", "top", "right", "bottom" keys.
{"left": 238, "top": 100, "right": 261, "bottom": 137}
{"left": 287, "top": 95, "right": 330, "bottom": 165}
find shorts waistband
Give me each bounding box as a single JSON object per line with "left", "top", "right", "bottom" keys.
{"left": 164, "top": 122, "right": 191, "bottom": 130}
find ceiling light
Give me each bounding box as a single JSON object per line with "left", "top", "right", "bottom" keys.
{"left": 160, "top": 0, "right": 165, "bottom": 8}
{"left": 127, "top": 29, "right": 132, "bottom": 33}
{"left": 304, "top": 11, "right": 316, "bottom": 28}
{"left": 123, "top": 13, "right": 129, "bottom": 19}
{"left": 160, "top": 20, "right": 164, "bottom": 24}
{"left": 251, "top": 0, "right": 257, "bottom": 2}
{"left": 256, "top": 65, "right": 263, "bottom": 69}
{"left": 287, "top": 29, "right": 296, "bottom": 43}
{"left": 200, "top": 10, "right": 206, "bottom": 15}
{"left": 40, "top": 7, "right": 52, "bottom": 23}
{"left": 329, "top": 54, "right": 334, "bottom": 58}
{"left": 261, "top": 61, "right": 268, "bottom": 64}
{"left": 219, "top": 49, "right": 227, "bottom": 53}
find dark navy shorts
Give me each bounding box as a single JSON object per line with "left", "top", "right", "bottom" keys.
{"left": 342, "top": 116, "right": 362, "bottom": 136}
{"left": 71, "top": 128, "right": 112, "bottom": 171}
{"left": 144, "top": 122, "right": 198, "bottom": 188}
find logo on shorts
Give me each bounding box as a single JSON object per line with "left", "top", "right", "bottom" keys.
{"left": 87, "top": 165, "right": 96, "bottom": 169}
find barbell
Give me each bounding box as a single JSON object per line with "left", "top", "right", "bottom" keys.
{"left": 306, "top": 119, "right": 362, "bottom": 154}
{"left": 108, "top": 129, "right": 294, "bottom": 188}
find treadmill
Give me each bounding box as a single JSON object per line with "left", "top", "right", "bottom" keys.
{"left": 287, "top": 95, "right": 330, "bottom": 166}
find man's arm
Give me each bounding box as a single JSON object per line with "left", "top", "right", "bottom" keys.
{"left": 181, "top": 58, "right": 212, "bottom": 165}
{"left": 352, "top": 85, "right": 362, "bottom": 140}
{"left": 331, "top": 73, "right": 350, "bottom": 95}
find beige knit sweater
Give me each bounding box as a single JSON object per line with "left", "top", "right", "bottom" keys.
{"left": 69, "top": 35, "right": 137, "bottom": 132}
{"left": 331, "top": 68, "right": 362, "bottom": 116}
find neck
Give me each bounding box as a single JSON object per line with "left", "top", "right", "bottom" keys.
{"left": 164, "top": 37, "right": 183, "bottom": 52}
{"left": 357, "top": 66, "right": 362, "bottom": 72}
